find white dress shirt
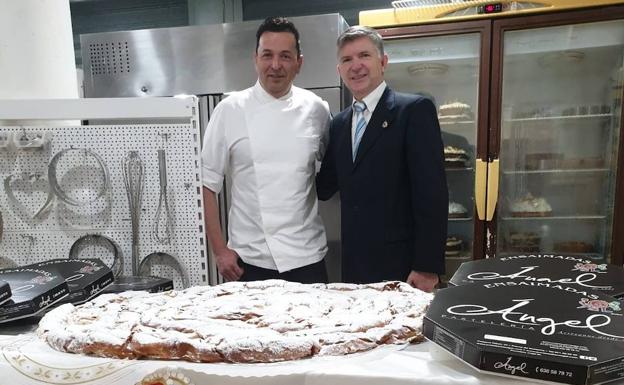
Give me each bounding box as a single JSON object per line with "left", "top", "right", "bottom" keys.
{"left": 201, "top": 81, "right": 330, "bottom": 272}
{"left": 351, "top": 81, "right": 387, "bottom": 145}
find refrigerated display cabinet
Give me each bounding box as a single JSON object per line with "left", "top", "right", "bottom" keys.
{"left": 361, "top": 0, "right": 624, "bottom": 278}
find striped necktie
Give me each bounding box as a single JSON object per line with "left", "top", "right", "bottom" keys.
{"left": 352, "top": 101, "right": 367, "bottom": 161}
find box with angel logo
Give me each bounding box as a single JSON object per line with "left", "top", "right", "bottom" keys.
{"left": 424, "top": 283, "right": 624, "bottom": 385}
{"left": 102, "top": 275, "right": 173, "bottom": 294}
{"left": 0, "top": 267, "right": 68, "bottom": 323}
{"left": 0, "top": 281, "right": 11, "bottom": 306}
{"left": 448, "top": 254, "right": 624, "bottom": 298}
{"left": 31, "top": 259, "right": 113, "bottom": 305}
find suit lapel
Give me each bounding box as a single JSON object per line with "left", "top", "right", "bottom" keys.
{"left": 336, "top": 106, "right": 355, "bottom": 172}
{"left": 353, "top": 87, "right": 396, "bottom": 169}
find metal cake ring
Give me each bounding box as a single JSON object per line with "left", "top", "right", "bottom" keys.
{"left": 139, "top": 252, "right": 189, "bottom": 289}
{"left": 4, "top": 173, "right": 54, "bottom": 220}
{"left": 48, "top": 148, "right": 111, "bottom": 206}
{"left": 69, "top": 234, "right": 123, "bottom": 277}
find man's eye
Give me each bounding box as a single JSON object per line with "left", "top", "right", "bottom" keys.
{"left": 281, "top": 54, "right": 292, "bottom": 60}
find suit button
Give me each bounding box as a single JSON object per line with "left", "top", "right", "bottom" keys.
{"left": 353, "top": 205, "right": 359, "bottom": 211}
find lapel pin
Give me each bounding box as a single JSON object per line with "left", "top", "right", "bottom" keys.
{"left": 382, "top": 121, "right": 388, "bottom": 128}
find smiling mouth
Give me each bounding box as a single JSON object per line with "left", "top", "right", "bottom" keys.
{"left": 351, "top": 74, "right": 367, "bottom": 81}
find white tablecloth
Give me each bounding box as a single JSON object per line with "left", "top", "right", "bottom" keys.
{"left": 0, "top": 333, "right": 622, "bottom": 385}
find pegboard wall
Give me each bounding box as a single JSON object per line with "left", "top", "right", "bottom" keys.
{"left": 0, "top": 122, "right": 207, "bottom": 289}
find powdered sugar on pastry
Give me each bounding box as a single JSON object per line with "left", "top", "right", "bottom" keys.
{"left": 37, "top": 280, "right": 433, "bottom": 363}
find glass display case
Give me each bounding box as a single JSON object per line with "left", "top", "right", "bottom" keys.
{"left": 497, "top": 20, "right": 624, "bottom": 263}
{"left": 372, "top": 2, "right": 624, "bottom": 274}
{"left": 383, "top": 24, "right": 490, "bottom": 279}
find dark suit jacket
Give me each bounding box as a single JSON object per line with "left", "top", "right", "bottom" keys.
{"left": 317, "top": 87, "right": 448, "bottom": 284}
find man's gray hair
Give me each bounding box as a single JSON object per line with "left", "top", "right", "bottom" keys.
{"left": 337, "top": 26, "right": 385, "bottom": 57}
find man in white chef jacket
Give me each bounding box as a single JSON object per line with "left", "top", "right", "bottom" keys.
{"left": 201, "top": 17, "right": 331, "bottom": 283}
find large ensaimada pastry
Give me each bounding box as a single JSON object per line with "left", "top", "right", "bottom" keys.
{"left": 37, "top": 280, "right": 433, "bottom": 363}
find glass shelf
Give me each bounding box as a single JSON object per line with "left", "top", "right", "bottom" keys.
{"left": 502, "top": 168, "right": 609, "bottom": 175}
{"left": 448, "top": 216, "right": 473, "bottom": 222}
{"left": 500, "top": 215, "right": 607, "bottom": 221}
{"left": 446, "top": 167, "right": 474, "bottom": 172}
{"left": 505, "top": 113, "right": 612, "bottom": 123}
{"left": 439, "top": 120, "right": 475, "bottom": 125}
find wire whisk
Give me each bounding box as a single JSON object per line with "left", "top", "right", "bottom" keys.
{"left": 122, "top": 151, "right": 144, "bottom": 275}
{"left": 153, "top": 149, "right": 173, "bottom": 244}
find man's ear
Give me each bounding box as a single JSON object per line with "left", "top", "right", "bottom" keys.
{"left": 381, "top": 53, "right": 389, "bottom": 70}
{"left": 297, "top": 55, "right": 304, "bottom": 73}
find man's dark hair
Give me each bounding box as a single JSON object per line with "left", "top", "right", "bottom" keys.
{"left": 255, "top": 17, "right": 301, "bottom": 56}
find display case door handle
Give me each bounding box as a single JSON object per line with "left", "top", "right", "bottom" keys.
{"left": 475, "top": 159, "right": 487, "bottom": 221}
{"left": 486, "top": 159, "right": 500, "bottom": 222}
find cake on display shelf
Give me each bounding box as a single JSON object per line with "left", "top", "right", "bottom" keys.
{"left": 510, "top": 193, "right": 552, "bottom": 217}
{"left": 438, "top": 101, "right": 472, "bottom": 122}
{"left": 448, "top": 202, "right": 468, "bottom": 218}
{"left": 445, "top": 236, "right": 463, "bottom": 256}
{"left": 507, "top": 231, "right": 541, "bottom": 253}
{"left": 37, "top": 280, "right": 433, "bottom": 363}
{"left": 443, "top": 146, "right": 470, "bottom": 168}
{"left": 554, "top": 241, "right": 595, "bottom": 254}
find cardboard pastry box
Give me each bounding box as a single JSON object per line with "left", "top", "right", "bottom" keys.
{"left": 449, "top": 254, "right": 624, "bottom": 298}
{"left": 103, "top": 275, "right": 173, "bottom": 294}
{"left": 0, "top": 281, "right": 11, "bottom": 306}
{"left": 0, "top": 267, "right": 68, "bottom": 323}
{"left": 32, "top": 259, "right": 114, "bottom": 304}
{"left": 425, "top": 283, "right": 624, "bottom": 385}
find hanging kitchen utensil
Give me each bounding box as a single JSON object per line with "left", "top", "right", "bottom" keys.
{"left": 121, "top": 151, "right": 144, "bottom": 275}
{"left": 48, "top": 148, "right": 110, "bottom": 206}
{"left": 139, "top": 252, "right": 189, "bottom": 289}
{"left": 0, "top": 256, "right": 16, "bottom": 270}
{"left": 0, "top": 133, "right": 11, "bottom": 150}
{"left": 153, "top": 149, "right": 173, "bottom": 244}
{"left": 69, "top": 234, "right": 124, "bottom": 277}
{"left": 13, "top": 129, "right": 52, "bottom": 150}
{"left": 4, "top": 172, "right": 54, "bottom": 221}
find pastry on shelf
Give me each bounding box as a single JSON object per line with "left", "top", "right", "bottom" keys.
{"left": 507, "top": 231, "right": 541, "bottom": 252}
{"left": 448, "top": 202, "right": 468, "bottom": 218}
{"left": 554, "top": 241, "right": 594, "bottom": 254}
{"left": 559, "top": 157, "right": 605, "bottom": 169}
{"left": 438, "top": 102, "right": 472, "bottom": 121}
{"left": 525, "top": 153, "right": 563, "bottom": 170}
{"left": 445, "top": 236, "right": 463, "bottom": 256}
{"left": 443, "top": 145, "right": 469, "bottom": 168}
{"left": 510, "top": 193, "right": 552, "bottom": 217}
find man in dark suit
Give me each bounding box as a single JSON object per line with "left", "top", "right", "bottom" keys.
{"left": 316, "top": 26, "right": 448, "bottom": 292}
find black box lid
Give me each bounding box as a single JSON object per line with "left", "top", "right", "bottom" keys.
{"left": 0, "top": 267, "right": 68, "bottom": 323}
{"left": 425, "top": 283, "right": 624, "bottom": 385}
{"left": 449, "top": 254, "right": 624, "bottom": 298}
{"left": 0, "top": 281, "right": 11, "bottom": 306}
{"left": 102, "top": 275, "right": 173, "bottom": 293}
{"left": 31, "top": 259, "right": 114, "bottom": 304}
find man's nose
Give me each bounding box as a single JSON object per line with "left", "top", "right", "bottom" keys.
{"left": 271, "top": 56, "right": 282, "bottom": 69}
{"left": 350, "top": 59, "right": 363, "bottom": 71}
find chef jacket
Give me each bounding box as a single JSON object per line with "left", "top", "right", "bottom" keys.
{"left": 201, "top": 81, "right": 330, "bottom": 272}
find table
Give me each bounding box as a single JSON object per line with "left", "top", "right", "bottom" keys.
{"left": 1, "top": 333, "right": 620, "bottom": 385}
